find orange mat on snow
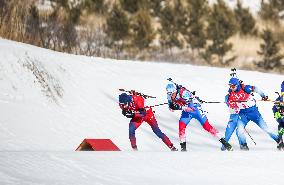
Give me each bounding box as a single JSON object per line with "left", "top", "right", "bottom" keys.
{"left": 76, "top": 139, "right": 120, "bottom": 151}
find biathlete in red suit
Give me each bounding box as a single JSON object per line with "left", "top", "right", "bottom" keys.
{"left": 119, "top": 92, "right": 178, "bottom": 151}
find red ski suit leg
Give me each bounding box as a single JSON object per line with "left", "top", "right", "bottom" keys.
{"left": 202, "top": 119, "right": 218, "bottom": 136}
{"left": 129, "top": 108, "right": 173, "bottom": 149}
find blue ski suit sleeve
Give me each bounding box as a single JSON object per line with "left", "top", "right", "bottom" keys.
{"left": 243, "top": 85, "right": 266, "bottom": 98}
{"left": 225, "top": 94, "right": 229, "bottom": 107}
{"left": 272, "top": 96, "right": 281, "bottom": 114}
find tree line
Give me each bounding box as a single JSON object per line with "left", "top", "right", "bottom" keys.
{"left": 0, "top": 0, "right": 283, "bottom": 72}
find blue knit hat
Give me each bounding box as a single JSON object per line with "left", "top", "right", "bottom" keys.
{"left": 166, "top": 83, "right": 176, "bottom": 93}
{"left": 229, "top": 78, "right": 240, "bottom": 86}
{"left": 281, "top": 81, "right": 284, "bottom": 92}
{"left": 119, "top": 93, "right": 132, "bottom": 104}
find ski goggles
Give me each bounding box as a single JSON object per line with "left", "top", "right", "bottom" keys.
{"left": 228, "top": 84, "right": 237, "bottom": 88}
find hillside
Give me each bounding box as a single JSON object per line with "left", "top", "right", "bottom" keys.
{"left": 0, "top": 38, "right": 284, "bottom": 185}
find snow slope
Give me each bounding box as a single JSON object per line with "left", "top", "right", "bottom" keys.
{"left": 0, "top": 38, "right": 284, "bottom": 185}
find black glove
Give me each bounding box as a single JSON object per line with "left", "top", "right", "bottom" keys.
{"left": 176, "top": 85, "right": 182, "bottom": 91}
{"left": 122, "top": 109, "right": 134, "bottom": 118}
{"left": 169, "top": 102, "right": 181, "bottom": 110}
{"left": 137, "top": 108, "right": 146, "bottom": 117}
{"left": 262, "top": 96, "right": 269, "bottom": 101}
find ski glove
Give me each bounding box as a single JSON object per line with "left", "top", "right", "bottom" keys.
{"left": 169, "top": 102, "right": 181, "bottom": 110}
{"left": 275, "top": 112, "right": 283, "bottom": 120}
{"left": 279, "top": 128, "right": 284, "bottom": 135}
{"left": 122, "top": 109, "right": 134, "bottom": 118}
{"left": 135, "top": 108, "right": 146, "bottom": 117}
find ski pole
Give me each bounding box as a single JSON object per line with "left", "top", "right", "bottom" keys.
{"left": 167, "top": 78, "right": 193, "bottom": 93}
{"left": 145, "top": 102, "right": 168, "bottom": 109}
{"left": 244, "top": 128, "right": 256, "bottom": 145}
{"left": 119, "top": 88, "right": 156, "bottom": 98}
{"left": 203, "top": 101, "right": 223, "bottom": 103}
{"left": 200, "top": 100, "right": 248, "bottom": 104}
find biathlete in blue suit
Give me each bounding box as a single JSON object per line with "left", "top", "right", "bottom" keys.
{"left": 227, "top": 77, "right": 283, "bottom": 150}
{"left": 166, "top": 83, "right": 232, "bottom": 151}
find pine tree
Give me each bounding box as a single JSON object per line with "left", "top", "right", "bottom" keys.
{"left": 119, "top": 0, "right": 139, "bottom": 14}
{"left": 83, "top": 0, "right": 108, "bottom": 15}
{"left": 259, "top": 0, "right": 280, "bottom": 24}
{"left": 62, "top": 21, "right": 78, "bottom": 53}
{"left": 205, "top": 0, "right": 237, "bottom": 65}
{"left": 234, "top": 0, "right": 256, "bottom": 36}
{"left": 105, "top": 4, "right": 129, "bottom": 43}
{"left": 257, "top": 28, "right": 283, "bottom": 70}
{"left": 130, "top": 10, "right": 155, "bottom": 50}
{"left": 159, "top": 0, "right": 186, "bottom": 51}
{"left": 105, "top": 4, "right": 130, "bottom": 58}
{"left": 145, "top": 0, "right": 162, "bottom": 17}
{"left": 26, "top": 4, "right": 40, "bottom": 44}
{"left": 184, "top": 0, "right": 208, "bottom": 54}
{"left": 270, "top": 0, "right": 284, "bottom": 13}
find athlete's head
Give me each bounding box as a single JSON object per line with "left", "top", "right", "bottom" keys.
{"left": 228, "top": 77, "right": 240, "bottom": 92}
{"left": 166, "top": 83, "right": 177, "bottom": 95}
{"left": 119, "top": 93, "right": 132, "bottom": 106}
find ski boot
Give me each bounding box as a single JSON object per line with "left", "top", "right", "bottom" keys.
{"left": 220, "top": 145, "right": 226, "bottom": 151}
{"left": 132, "top": 146, "right": 138, "bottom": 151}
{"left": 276, "top": 138, "right": 284, "bottom": 150}
{"left": 240, "top": 143, "right": 249, "bottom": 151}
{"left": 180, "top": 142, "right": 187, "bottom": 152}
{"left": 170, "top": 145, "right": 178, "bottom": 151}
{"left": 219, "top": 138, "right": 233, "bottom": 151}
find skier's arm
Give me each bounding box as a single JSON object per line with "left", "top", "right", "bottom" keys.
{"left": 244, "top": 85, "right": 268, "bottom": 99}
{"left": 167, "top": 94, "right": 181, "bottom": 110}
{"left": 225, "top": 94, "right": 230, "bottom": 107}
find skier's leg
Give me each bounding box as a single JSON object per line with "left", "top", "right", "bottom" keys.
{"left": 278, "top": 125, "right": 283, "bottom": 141}
{"left": 192, "top": 107, "right": 217, "bottom": 135}
{"left": 253, "top": 113, "right": 284, "bottom": 149}
{"left": 146, "top": 110, "right": 177, "bottom": 150}
{"left": 225, "top": 114, "right": 239, "bottom": 141}
{"left": 129, "top": 118, "right": 143, "bottom": 150}
{"left": 278, "top": 121, "right": 284, "bottom": 141}
{"left": 236, "top": 114, "right": 249, "bottom": 146}
{"left": 253, "top": 114, "right": 279, "bottom": 141}
{"left": 179, "top": 113, "right": 191, "bottom": 151}
{"left": 179, "top": 120, "right": 187, "bottom": 143}
{"left": 191, "top": 108, "right": 233, "bottom": 150}
{"left": 192, "top": 109, "right": 218, "bottom": 137}
{"left": 221, "top": 114, "right": 238, "bottom": 150}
